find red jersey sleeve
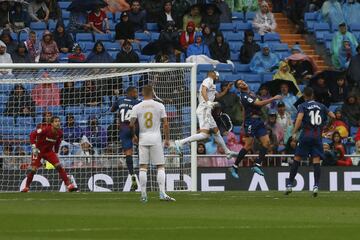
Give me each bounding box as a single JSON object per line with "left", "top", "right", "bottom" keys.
{"left": 29, "top": 127, "right": 47, "bottom": 145}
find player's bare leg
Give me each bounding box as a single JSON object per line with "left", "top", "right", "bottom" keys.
{"left": 125, "top": 149, "right": 137, "bottom": 191}
{"left": 230, "top": 137, "right": 254, "bottom": 179}
{"left": 212, "top": 128, "right": 237, "bottom": 159}
{"left": 175, "top": 129, "right": 210, "bottom": 156}
{"left": 139, "top": 164, "right": 148, "bottom": 202}
{"left": 157, "top": 165, "right": 175, "bottom": 202}
{"left": 251, "top": 135, "right": 270, "bottom": 176}
{"left": 312, "top": 156, "right": 321, "bottom": 197}
{"left": 285, "top": 155, "right": 302, "bottom": 195}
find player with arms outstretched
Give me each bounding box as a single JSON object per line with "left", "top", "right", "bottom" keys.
{"left": 129, "top": 85, "right": 175, "bottom": 202}
{"left": 21, "top": 116, "right": 77, "bottom": 192}
{"left": 111, "top": 86, "right": 141, "bottom": 191}
{"left": 174, "top": 71, "right": 237, "bottom": 158}
{"left": 230, "top": 80, "right": 282, "bottom": 178}
{"left": 285, "top": 87, "right": 335, "bottom": 197}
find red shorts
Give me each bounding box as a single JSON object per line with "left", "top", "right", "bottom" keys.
{"left": 31, "top": 151, "right": 60, "bottom": 168}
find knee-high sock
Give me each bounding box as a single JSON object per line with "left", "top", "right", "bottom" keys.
{"left": 255, "top": 146, "right": 268, "bottom": 165}
{"left": 213, "top": 131, "right": 230, "bottom": 154}
{"left": 234, "top": 148, "right": 248, "bottom": 167}
{"left": 289, "top": 160, "right": 300, "bottom": 186}
{"left": 139, "top": 169, "right": 147, "bottom": 196}
{"left": 25, "top": 171, "right": 35, "bottom": 188}
{"left": 313, "top": 163, "right": 321, "bottom": 187}
{"left": 126, "top": 155, "right": 134, "bottom": 175}
{"left": 157, "top": 168, "right": 166, "bottom": 194}
{"left": 57, "top": 166, "right": 70, "bottom": 186}
{"left": 180, "top": 132, "right": 208, "bottom": 145}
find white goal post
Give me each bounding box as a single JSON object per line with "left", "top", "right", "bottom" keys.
{"left": 0, "top": 63, "right": 198, "bottom": 192}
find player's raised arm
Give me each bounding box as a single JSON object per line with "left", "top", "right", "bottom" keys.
{"left": 253, "top": 95, "right": 282, "bottom": 107}
{"left": 215, "top": 82, "right": 233, "bottom": 99}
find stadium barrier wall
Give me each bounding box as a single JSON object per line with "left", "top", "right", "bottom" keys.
{"left": 1, "top": 166, "right": 360, "bottom": 192}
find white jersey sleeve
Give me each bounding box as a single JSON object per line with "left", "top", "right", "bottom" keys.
{"left": 198, "top": 77, "right": 217, "bottom": 104}
{"left": 131, "top": 100, "right": 166, "bottom": 146}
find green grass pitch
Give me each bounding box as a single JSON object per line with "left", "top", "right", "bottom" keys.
{"left": 0, "top": 191, "right": 359, "bottom": 240}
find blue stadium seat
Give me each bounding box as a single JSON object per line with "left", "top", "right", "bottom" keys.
{"left": 94, "top": 33, "right": 113, "bottom": 42}
{"left": 59, "top": 1, "right": 71, "bottom": 9}
{"left": 243, "top": 73, "right": 261, "bottom": 83}
{"left": 219, "top": 23, "right": 236, "bottom": 32}
{"left": 304, "top": 12, "right": 318, "bottom": 21}
{"left": 351, "top": 127, "right": 358, "bottom": 136}
{"left": 15, "top": 116, "right": 35, "bottom": 127}
{"left": 236, "top": 22, "right": 252, "bottom": 31}
{"left": 350, "top": 23, "right": 360, "bottom": 32}
{"left": 99, "top": 114, "right": 114, "bottom": 126}
{"left": 0, "top": 116, "right": 15, "bottom": 127}
{"left": 314, "top": 22, "right": 330, "bottom": 43}
{"left": 79, "top": 41, "right": 94, "bottom": 52}
{"left": 264, "top": 33, "right": 280, "bottom": 42}
{"left": 230, "top": 42, "right": 242, "bottom": 53}
{"left": 12, "top": 126, "right": 33, "bottom": 140}
{"left": 84, "top": 106, "right": 103, "bottom": 116}
{"left": 232, "top": 12, "right": 244, "bottom": 22}
{"left": 103, "top": 42, "right": 120, "bottom": 51}
{"left": 233, "top": 125, "right": 241, "bottom": 134}
{"left": 245, "top": 11, "right": 256, "bottom": 21}
{"left": 139, "top": 55, "right": 150, "bottom": 63}
{"left": 197, "top": 64, "right": 214, "bottom": 73}
{"left": 147, "top": 23, "right": 159, "bottom": 32}
{"left": 249, "top": 83, "right": 260, "bottom": 92}
{"left": 151, "top": 32, "right": 160, "bottom": 40}
{"left": 215, "top": 63, "right": 234, "bottom": 73}
{"left": 262, "top": 73, "right": 273, "bottom": 82}
{"left": 225, "top": 74, "right": 243, "bottom": 82}
{"left": 19, "top": 31, "right": 29, "bottom": 41}
{"left": 135, "top": 32, "right": 151, "bottom": 41}
{"left": 225, "top": 32, "right": 244, "bottom": 42}
{"left": 30, "top": 22, "right": 47, "bottom": 30}
{"left": 76, "top": 33, "right": 93, "bottom": 42}
{"left": 62, "top": 11, "right": 70, "bottom": 20}
{"left": 108, "top": 21, "right": 116, "bottom": 31}
{"left": 106, "top": 12, "right": 114, "bottom": 22}
{"left": 230, "top": 52, "right": 240, "bottom": 61}
{"left": 48, "top": 20, "right": 58, "bottom": 31}
{"left": 235, "top": 63, "right": 250, "bottom": 73}
{"left": 46, "top": 106, "right": 64, "bottom": 115}
{"left": 0, "top": 94, "right": 8, "bottom": 104}
{"left": 10, "top": 32, "right": 18, "bottom": 41}
{"left": 65, "top": 105, "right": 84, "bottom": 115}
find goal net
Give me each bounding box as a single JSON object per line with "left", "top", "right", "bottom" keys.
{"left": 0, "top": 63, "right": 197, "bottom": 192}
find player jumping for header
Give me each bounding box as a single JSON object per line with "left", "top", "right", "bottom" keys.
{"left": 130, "top": 85, "right": 175, "bottom": 202}
{"left": 285, "top": 87, "right": 335, "bottom": 197}
{"left": 174, "top": 71, "right": 237, "bottom": 159}
{"left": 22, "top": 116, "right": 77, "bottom": 192}
{"left": 111, "top": 86, "right": 141, "bottom": 191}
{"left": 230, "top": 80, "right": 282, "bottom": 178}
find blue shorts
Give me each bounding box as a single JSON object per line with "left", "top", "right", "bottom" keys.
{"left": 295, "top": 135, "right": 324, "bottom": 159}
{"left": 119, "top": 126, "right": 133, "bottom": 150}
{"left": 244, "top": 118, "right": 267, "bottom": 138}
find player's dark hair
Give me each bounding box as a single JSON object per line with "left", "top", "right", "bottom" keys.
{"left": 50, "top": 116, "right": 60, "bottom": 123}
{"left": 126, "top": 86, "right": 137, "bottom": 94}
{"left": 303, "top": 87, "right": 314, "bottom": 98}
{"left": 142, "top": 85, "right": 154, "bottom": 97}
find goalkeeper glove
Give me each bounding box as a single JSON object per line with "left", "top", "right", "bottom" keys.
{"left": 31, "top": 144, "right": 40, "bottom": 156}
{"left": 206, "top": 101, "right": 218, "bottom": 109}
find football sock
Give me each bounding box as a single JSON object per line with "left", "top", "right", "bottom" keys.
{"left": 214, "top": 131, "right": 231, "bottom": 154}
{"left": 234, "top": 148, "right": 248, "bottom": 167}
{"left": 255, "top": 146, "right": 267, "bottom": 165}
{"left": 180, "top": 132, "right": 208, "bottom": 145}
{"left": 313, "top": 163, "right": 321, "bottom": 187}
{"left": 157, "top": 168, "right": 166, "bottom": 195}
{"left": 139, "top": 169, "right": 147, "bottom": 196}
{"left": 289, "top": 160, "right": 301, "bottom": 186}
{"left": 57, "top": 166, "right": 70, "bottom": 186}
{"left": 126, "top": 155, "right": 134, "bottom": 175}
{"left": 25, "top": 170, "right": 35, "bottom": 188}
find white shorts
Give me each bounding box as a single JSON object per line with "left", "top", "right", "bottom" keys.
{"left": 139, "top": 144, "right": 165, "bottom": 165}
{"left": 196, "top": 105, "right": 217, "bottom": 130}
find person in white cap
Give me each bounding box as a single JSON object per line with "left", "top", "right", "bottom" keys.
{"left": 175, "top": 71, "right": 237, "bottom": 159}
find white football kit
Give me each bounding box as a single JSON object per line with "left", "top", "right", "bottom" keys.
{"left": 131, "top": 99, "right": 167, "bottom": 165}
{"left": 197, "top": 77, "right": 217, "bottom": 130}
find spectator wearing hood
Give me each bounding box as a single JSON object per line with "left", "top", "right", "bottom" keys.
{"left": 158, "top": 1, "right": 180, "bottom": 31}
{"left": 187, "top": 32, "right": 210, "bottom": 58}
{"left": 183, "top": 5, "right": 202, "bottom": 30}
{"left": 338, "top": 38, "right": 357, "bottom": 70}
{"left": 0, "top": 1, "right": 10, "bottom": 30}
{"left": 5, "top": 84, "right": 34, "bottom": 117}
{"left": 53, "top": 22, "right": 74, "bottom": 54}
{"left": 311, "top": 77, "right": 332, "bottom": 107}
{"left": 266, "top": 109, "right": 284, "bottom": 145}
{"left": 321, "top": 0, "right": 345, "bottom": 28}
{"left": 201, "top": 4, "right": 220, "bottom": 33}
{"left": 144, "top": 0, "right": 164, "bottom": 23}
{"left": 74, "top": 135, "right": 98, "bottom": 167}
{"left": 39, "top": 30, "right": 59, "bottom": 63}
{"left": 128, "top": 0, "right": 148, "bottom": 33}
{"left": 0, "top": 30, "right": 17, "bottom": 55}
{"left": 209, "top": 32, "right": 230, "bottom": 63}
{"left": 11, "top": 42, "right": 32, "bottom": 63}
{"left": 202, "top": 25, "right": 215, "bottom": 46}
{"left": 86, "top": 41, "right": 113, "bottom": 63}
{"left": 347, "top": 46, "right": 360, "bottom": 88}
{"left": 342, "top": 95, "right": 360, "bottom": 127}
{"left": 159, "top": 21, "right": 181, "bottom": 51}
{"left": 83, "top": 116, "right": 107, "bottom": 151}
{"left": 63, "top": 114, "right": 83, "bottom": 144}
{"left": 213, "top": 0, "right": 232, "bottom": 23}
{"left": 9, "top": 2, "right": 30, "bottom": 33}
{"left": 240, "top": 30, "right": 260, "bottom": 64}
{"left": 28, "top": 0, "right": 49, "bottom": 22}
{"left": 273, "top": 61, "right": 301, "bottom": 97}
{"left": 0, "top": 40, "right": 12, "bottom": 75}
{"left": 329, "top": 76, "right": 349, "bottom": 103}
{"left": 68, "top": 44, "right": 86, "bottom": 63}
{"left": 59, "top": 143, "right": 72, "bottom": 168}
{"left": 249, "top": 44, "right": 279, "bottom": 73}
{"left": 252, "top": 1, "right": 276, "bottom": 36}
{"left": 343, "top": 0, "right": 360, "bottom": 27}
{"left": 331, "top": 22, "right": 358, "bottom": 69}
{"left": 115, "top": 40, "right": 140, "bottom": 63}
{"left": 115, "top": 12, "right": 136, "bottom": 44}
{"left": 179, "top": 21, "right": 196, "bottom": 51}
